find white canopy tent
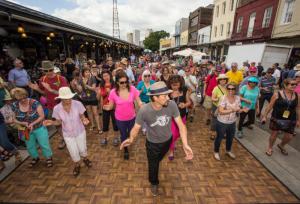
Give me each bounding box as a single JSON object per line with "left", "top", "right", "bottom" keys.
{"left": 173, "top": 48, "right": 206, "bottom": 57}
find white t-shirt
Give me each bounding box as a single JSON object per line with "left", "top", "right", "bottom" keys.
{"left": 184, "top": 75, "right": 197, "bottom": 92}
{"left": 272, "top": 69, "right": 281, "bottom": 82}
{"left": 217, "top": 95, "right": 241, "bottom": 124}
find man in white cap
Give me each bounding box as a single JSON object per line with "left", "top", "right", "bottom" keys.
{"left": 120, "top": 81, "right": 193, "bottom": 196}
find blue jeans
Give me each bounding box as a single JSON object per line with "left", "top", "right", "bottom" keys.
{"left": 0, "top": 123, "right": 17, "bottom": 152}
{"left": 116, "top": 118, "right": 135, "bottom": 142}
{"left": 214, "top": 120, "right": 236, "bottom": 152}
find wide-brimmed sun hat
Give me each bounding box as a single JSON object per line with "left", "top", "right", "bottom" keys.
{"left": 147, "top": 81, "right": 173, "bottom": 96}
{"left": 4, "top": 93, "right": 12, "bottom": 101}
{"left": 53, "top": 66, "right": 61, "bottom": 73}
{"left": 294, "top": 64, "right": 300, "bottom": 71}
{"left": 55, "top": 87, "right": 76, "bottom": 100}
{"left": 217, "top": 74, "right": 228, "bottom": 80}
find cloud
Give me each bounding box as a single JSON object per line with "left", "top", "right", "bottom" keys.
{"left": 7, "top": 0, "right": 42, "bottom": 11}
{"left": 53, "top": 0, "right": 213, "bottom": 41}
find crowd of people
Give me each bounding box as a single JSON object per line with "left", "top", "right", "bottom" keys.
{"left": 0, "top": 53, "right": 299, "bottom": 196}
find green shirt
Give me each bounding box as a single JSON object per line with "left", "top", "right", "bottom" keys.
{"left": 212, "top": 85, "right": 227, "bottom": 106}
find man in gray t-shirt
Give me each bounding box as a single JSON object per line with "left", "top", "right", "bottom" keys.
{"left": 120, "top": 81, "right": 193, "bottom": 197}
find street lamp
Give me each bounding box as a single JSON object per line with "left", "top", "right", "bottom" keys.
{"left": 21, "top": 33, "right": 27, "bottom": 38}
{"left": 49, "top": 32, "right": 55, "bottom": 38}
{"left": 17, "top": 25, "right": 25, "bottom": 33}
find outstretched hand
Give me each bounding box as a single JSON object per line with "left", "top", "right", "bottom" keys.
{"left": 120, "top": 138, "right": 133, "bottom": 150}
{"left": 43, "top": 120, "right": 53, "bottom": 126}
{"left": 183, "top": 145, "right": 193, "bottom": 160}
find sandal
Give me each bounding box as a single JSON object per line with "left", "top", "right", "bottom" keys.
{"left": 265, "top": 149, "right": 273, "bottom": 156}
{"left": 98, "top": 129, "right": 103, "bottom": 135}
{"left": 58, "top": 140, "right": 66, "bottom": 150}
{"left": 73, "top": 165, "right": 80, "bottom": 177}
{"left": 29, "top": 158, "right": 40, "bottom": 167}
{"left": 210, "top": 135, "right": 215, "bottom": 140}
{"left": 168, "top": 155, "right": 174, "bottom": 161}
{"left": 83, "top": 158, "right": 92, "bottom": 168}
{"left": 277, "top": 144, "right": 288, "bottom": 156}
{"left": 0, "top": 154, "right": 9, "bottom": 161}
{"left": 0, "top": 161, "right": 5, "bottom": 172}
{"left": 46, "top": 158, "right": 53, "bottom": 168}
{"left": 89, "top": 126, "right": 95, "bottom": 131}
{"left": 1, "top": 150, "right": 13, "bottom": 157}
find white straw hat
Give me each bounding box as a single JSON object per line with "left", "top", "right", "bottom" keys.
{"left": 55, "top": 87, "right": 76, "bottom": 100}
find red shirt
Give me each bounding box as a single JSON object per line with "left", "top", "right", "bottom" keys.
{"left": 39, "top": 75, "right": 68, "bottom": 110}
{"left": 205, "top": 74, "right": 218, "bottom": 97}
{"left": 99, "top": 84, "right": 112, "bottom": 105}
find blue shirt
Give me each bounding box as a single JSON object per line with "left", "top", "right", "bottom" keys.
{"left": 125, "top": 67, "right": 135, "bottom": 83}
{"left": 259, "top": 76, "right": 276, "bottom": 94}
{"left": 136, "top": 80, "right": 155, "bottom": 103}
{"left": 240, "top": 85, "right": 259, "bottom": 110}
{"left": 8, "top": 68, "right": 30, "bottom": 87}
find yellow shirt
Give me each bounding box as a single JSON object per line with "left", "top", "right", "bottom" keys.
{"left": 212, "top": 85, "right": 227, "bottom": 106}
{"left": 226, "top": 70, "right": 243, "bottom": 85}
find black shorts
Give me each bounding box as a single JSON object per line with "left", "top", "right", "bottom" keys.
{"left": 82, "top": 99, "right": 98, "bottom": 106}
{"left": 269, "top": 118, "right": 296, "bottom": 135}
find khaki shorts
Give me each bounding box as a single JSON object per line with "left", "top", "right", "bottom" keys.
{"left": 190, "top": 92, "right": 197, "bottom": 108}
{"left": 203, "top": 96, "right": 212, "bottom": 110}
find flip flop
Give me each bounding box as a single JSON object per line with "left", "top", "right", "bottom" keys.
{"left": 265, "top": 150, "right": 273, "bottom": 156}
{"left": 277, "top": 144, "right": 288, "bottom": 156}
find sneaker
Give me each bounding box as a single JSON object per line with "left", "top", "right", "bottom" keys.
{"left": 113, "top": 137, "right": 119, "bottom": 146}
{"left": 150, "top": 185, "right": 159, "bottom": 196}
{"left": 236, "top": 131, "right": 243, "bottom": 138}
{"left": 100, "top": 138, "right": 108, "bottom": 145}
{"left": 226, "top": 152, "right": 236, "bottom": 159}
{"left": 214, "top": 152, "right": 220, "bottom": 161}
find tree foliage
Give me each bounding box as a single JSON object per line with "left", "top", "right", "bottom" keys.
{"left": 144, "top": 30, "right": 170, "bottom": 51}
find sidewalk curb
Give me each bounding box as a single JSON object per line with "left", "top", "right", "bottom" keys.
{"left": 235, "top": 126, "right": 300, "bottom": 200}
{"left": 0, "top": 127, "right": 57, "bottom": 183}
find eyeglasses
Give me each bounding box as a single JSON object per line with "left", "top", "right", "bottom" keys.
{"left": 144, "top": 75, "right": 151, "bottom": 78}
{"left": 227, "top": 88, "right": 235, "bottom": 90}
{"left": 45, "top": 69, "right": 54, "bottom": 73}
{"left": 250, "top": 71, "right": 256, "bottom": 73}
{"left": 119, "top": 81, "right": 128, "bottom": 85}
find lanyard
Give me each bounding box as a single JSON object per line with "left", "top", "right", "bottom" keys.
{"left": 283, "top": 90, "right": 294, "bottom": 110}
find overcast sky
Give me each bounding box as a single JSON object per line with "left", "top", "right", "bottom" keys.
{"left": 8, "top": 0, "right": 213, "bottom": 40}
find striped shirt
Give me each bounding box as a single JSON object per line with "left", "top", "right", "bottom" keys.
{"left": 259, "top": 76, "right": 276, "bottom": 94}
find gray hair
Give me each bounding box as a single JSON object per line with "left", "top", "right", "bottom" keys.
{"left": 142, "top": 69, "right": 151, "bottom": 81}
{"left": 231, "top": 62, "right": 238, "bottom": 67}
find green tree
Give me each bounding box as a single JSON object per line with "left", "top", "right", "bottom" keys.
{"left": 144, "top": 30, "right": 170, "bottom": 51}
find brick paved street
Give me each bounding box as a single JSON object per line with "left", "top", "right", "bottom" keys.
{"left": 0, "top": 109, "right": 298, "bottom": 204}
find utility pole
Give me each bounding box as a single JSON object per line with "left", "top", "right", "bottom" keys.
{"left": 113, "top": 0, "right": 120, "bottom": 39}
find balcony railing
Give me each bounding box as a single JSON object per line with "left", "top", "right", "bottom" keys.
{"left": 231, "top": 28, "right": 272, "bottom": 41}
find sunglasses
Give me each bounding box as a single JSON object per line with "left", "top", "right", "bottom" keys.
{"left": 250, "top": 71, "right": 256, "bottom": 73}
{"left": 92, "top": 66, "right": 97, "bottom": 68}
{"left": 119, "top": 81, "right": 128, "bottom": 85}
{"left": 289, "top": 83, "right": 297, "bottom": 86}
{"left": 45, "top": 69, "right": 54, "bottom": 72}
{"left": 144, "top": 75, "right": 151, "bottom": 78}
{"left": 227, "top": 88, "right": 235, "bottom": 90}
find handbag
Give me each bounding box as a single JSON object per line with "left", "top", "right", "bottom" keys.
{"left": 271, "top": 118, "right": 296, "bottom": 131}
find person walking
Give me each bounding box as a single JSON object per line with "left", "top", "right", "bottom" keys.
{"left": 167, "top": 75, "right": 191, "bottom": 161}
{"left": 237, "top": 77, "right": 260, "bottom": 138}
{"left": 11, "top": 88, "right": 53, "bottom": 167}
{"left": 43, "top": 87, "right": 92, "bottom": 176}
{"left": 210, "top": 74, "right": 228, "bottom": 140}
{"left": 8, "top": 58, "right": 30, "bottom": 93}
{"left": 214, "top": 83, "right": 242, "bottom": 161}
{"left": 99, "top": 70, "right": 119, "bottom": 146}
{"left": 104, "top": 71, "right": 143, "bottom": 160}
{"left": 257, "top": 68, "right": 276, "bottom": 118}
{"left": 184, "top": 66, "right": 198, "bottom": 122}
{"left": 120, "top": 81, "right": 193, "bottom": 196}
{"left": 262, "top": 78, "right": 299, "bottom": 156}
